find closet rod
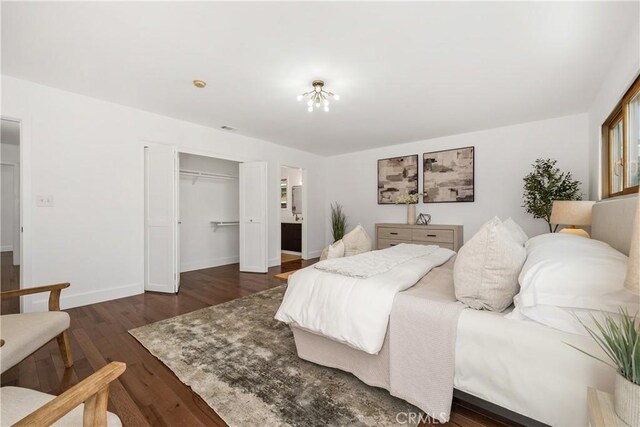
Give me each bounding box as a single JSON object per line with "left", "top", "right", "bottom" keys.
{"left": 179, "top": 169, "right": 238, "bottom": 181}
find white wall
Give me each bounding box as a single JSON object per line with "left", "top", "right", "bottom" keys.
{"left": 325, "top": 114, "right": 590, "bottom": 244}
{"left": 1, "top": 141, "right": 20, "bottom": 253}
{"left": 179, "top": 153, "right": 240, "bottom": 272}
{"left": 280, "top": 166, "right": 302, "bottom": 224}
{"left": 1, "top": 76, "right": 327, "bottom": 312}
{"left": 587, "top": 21, "right": 640, "bottom": 200}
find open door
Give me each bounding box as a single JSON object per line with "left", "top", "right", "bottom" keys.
{"left": 239, "top": 161, "right": 268, "bottom": 273}
{"left": 144, "top": 145, "right": 180, "bottom": 293}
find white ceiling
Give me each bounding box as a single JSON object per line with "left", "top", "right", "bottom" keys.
{"left": 2, "top": 2, "right": 638, "bottom": 156}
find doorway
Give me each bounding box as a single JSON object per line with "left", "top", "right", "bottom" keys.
{"left": 144, "top": 145, "right": 269, "bottom": 293}
{"left": 280, "top": 165, "right": 305, "bottom": 264}
{"left": 1, "top": 118, "right": 21, "bottom": 314}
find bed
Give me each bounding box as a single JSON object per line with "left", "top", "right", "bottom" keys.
{"left": 279, "top": 195, "right": 638, "bottom": 426}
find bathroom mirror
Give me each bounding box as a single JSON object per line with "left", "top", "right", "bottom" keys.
{"left": 291, "top": 185, "right": 303, "bottom": 215}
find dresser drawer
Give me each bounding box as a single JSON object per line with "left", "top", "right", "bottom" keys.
{"left": 377, "top": 227, "right": 412, "bottom": 240}
{"left": 377, "top": 238, "right": 407, "bottom": 250}
{"left": 412, "top": 228, "right": 454, "bottom": 243}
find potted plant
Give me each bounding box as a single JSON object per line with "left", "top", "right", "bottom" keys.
{"left": 330, "top": 202, "right": 347, "bottom": 242}
{"left": 568, "top": 309, "right": 640, "bottom": 425}
{"left": 396, "top": 193, "right": 422, "bottom": 225}
{"left": 522, "top": 158, "right": 582, "bottom": 232}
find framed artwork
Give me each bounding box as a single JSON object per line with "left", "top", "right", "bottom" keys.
{"left": 423, "top": 146, "right": 474, "bottom": 203}
{"left": 377, "top": 155, "right": 419, "bottom": 204}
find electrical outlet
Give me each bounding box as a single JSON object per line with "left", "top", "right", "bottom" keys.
{"left": 36, "top": 195, "right": 54, "bottom": 207}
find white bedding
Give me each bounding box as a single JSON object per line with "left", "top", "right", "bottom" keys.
{"left": 314, "top": 243, "right": 438, "bottom": 278}
{"left": 455, "top": 307, "right": 613, "bottom": 426}
{"left": 275, "top": 246, "right": 455, "bottom": 354}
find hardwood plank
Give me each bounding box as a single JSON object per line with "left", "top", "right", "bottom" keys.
{"left": 1, "top": 259, "right": 511, "bottom": 426}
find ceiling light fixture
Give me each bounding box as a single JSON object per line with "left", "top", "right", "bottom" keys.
{"left": 297, "top": 80, "right": 339, "bottom": 112}
{"left": 193, "top": 80, "right": 207, "bottom": 88}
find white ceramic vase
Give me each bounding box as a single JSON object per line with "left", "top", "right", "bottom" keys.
{"left": 615, "top": 373, "right": 640, "bottom": 427}
{"left": 407, "top": 204, "right": 416, "bottom": 225}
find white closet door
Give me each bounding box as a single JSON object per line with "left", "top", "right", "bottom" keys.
{"left": 239, "top": 161, "right": 268, "bottom": 273}
{"left": 144, "top": 145, "right": 179, "bottom": 293}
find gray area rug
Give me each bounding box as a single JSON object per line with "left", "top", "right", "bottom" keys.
{"left": 129, "top": 286, "right": 420, "bottom": 426}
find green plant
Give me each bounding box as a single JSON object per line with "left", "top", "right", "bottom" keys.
{"left": 567, "top": 308, "right": 640, "bottom": 385}
{"left": 330, "top": 202, "right": 347, "bottom": 242}
{"left": 522, "top": 158, "right": 582, "bottom": 232}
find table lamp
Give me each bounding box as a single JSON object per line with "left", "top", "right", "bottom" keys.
{"left": 550, "top": 200, "right": 596, "bottom": 238}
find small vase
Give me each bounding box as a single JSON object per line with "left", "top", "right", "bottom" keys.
{"left": 407, "top": 204, "right": 416, "bottom": 225}
{"left": 614, "top": 373, "right": 640, "bottom": 426}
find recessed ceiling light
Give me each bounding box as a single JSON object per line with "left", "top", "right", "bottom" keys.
{"left": 193, "top": 80, "right": 206, "bottom": 88}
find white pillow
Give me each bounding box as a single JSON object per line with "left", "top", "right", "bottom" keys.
{"left": 342, "top": 224, "right": 372, "bottom": 257}
{"left": 502, "top": 217, "right": 528, "bottom": 246}
{"left": 508, "top": 233, "right": 635, "bottom": 334}
{"left": 454, "top": 217, "right": 527, "bottom": 312}
{"left": 326, "top": 239, "right": 345, "bottom": 259}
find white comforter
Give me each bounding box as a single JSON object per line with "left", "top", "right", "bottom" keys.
{"left": 313, "top": 243, "right": 439, "bottom": 278}
{"left": 275, "top": 245, "right": 455, "bottom": 354}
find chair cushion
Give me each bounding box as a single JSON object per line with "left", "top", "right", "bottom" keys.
{"left": 1, "top": 311, "right": 70, "bottom": 373}
{"left": 1, "top": 386, "right": 122, "bottom": 426}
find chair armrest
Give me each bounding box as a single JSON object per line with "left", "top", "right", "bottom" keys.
{"left": 12, "top": 361, "right": 126, "bottom": 427}
{"left": 0, "top": 283, "right": 70, "bottom": 311}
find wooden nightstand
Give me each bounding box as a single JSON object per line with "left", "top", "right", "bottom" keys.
{"left": 588, "top": 387, "right": 629, "bottom": 426}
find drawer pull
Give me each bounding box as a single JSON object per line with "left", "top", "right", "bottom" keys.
{"left": 390, "top": 232, "right": 398, "bottom": 235}
{"left": 427, "top": 234, "right": 437, "bottom": 237}
{"left": 390, "top": 244, "right": 397, "bottom": 246}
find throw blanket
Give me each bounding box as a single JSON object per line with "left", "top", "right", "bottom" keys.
{"left": 389, "top": 263, "right": 465, "bottom": 423}
{"left": 275, "top": 246, "right": 455, "bottom": 354}
{"left": 314, "top": 243, "right": 438, "bottom": 278}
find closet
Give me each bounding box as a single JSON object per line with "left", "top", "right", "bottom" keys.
{"left": 179, "top": 153, "right": 240, "bottom": 273}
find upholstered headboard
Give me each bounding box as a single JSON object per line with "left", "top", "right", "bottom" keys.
{"left": 592, "top": 194, "right": 638, "bottom": 256}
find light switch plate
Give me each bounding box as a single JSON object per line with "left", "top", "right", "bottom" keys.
{"left": 36, "top": 195, "right": 54, "bottom": 207}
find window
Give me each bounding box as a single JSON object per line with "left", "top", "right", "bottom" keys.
{"left": 603, "top": 75, "right": 640, "bottom": 197}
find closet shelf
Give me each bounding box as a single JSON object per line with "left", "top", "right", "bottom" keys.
{"left": 211, "top": 221, "right": 240, "bottom": 230}
{"left": 180, "top": 169, "right": 238, "bottom": 181}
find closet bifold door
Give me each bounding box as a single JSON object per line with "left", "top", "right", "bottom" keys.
{"left": 239, "top": 161, "right": 268, "bottom": 273}
{"left": 144, "top": 145, "right": 179, "bottom": 293}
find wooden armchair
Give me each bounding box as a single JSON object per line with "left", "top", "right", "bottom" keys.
{"left": 1, "top": 361, "right": 125, "bottom": 426}
{"left": 0, "top": 283, "right": 74, "bottom": 373}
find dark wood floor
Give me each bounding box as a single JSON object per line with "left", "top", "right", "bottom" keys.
{"left": 1, "top": 251, "right": 20, "bottom": 314}
{"left": 1, "top": 260, "right": 516, "bottom": 427}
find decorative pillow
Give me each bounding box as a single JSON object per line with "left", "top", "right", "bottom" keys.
{"left": 342, "top": 224, "right": 372, "bottom": 257}
{"left": 453, "top": 217, "right": 526, "bottom": 312}
{"left": 507, "top": 233, "right": 634, "bottom": 334}
{"left": 326, "top": 239, "right": 345, "bottom": 259}
{"left": 502, "top": 217, "right": 528, "bottom": 246}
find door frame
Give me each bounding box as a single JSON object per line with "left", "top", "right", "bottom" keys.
{"left": 278, "top": 164, "right": 309, "bottom": 262}
{"left": 0, "top": 162, "right": 19, "bottom": 259}
{"left": 1, "top": 116, "right": 29, "bottom": 312}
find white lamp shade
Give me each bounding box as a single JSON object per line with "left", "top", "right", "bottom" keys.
{"left": 550, "top": 200, "right": 596, "bottom": 226}
{"left": 624, "top": 197, "right": 640, "bottom": 295}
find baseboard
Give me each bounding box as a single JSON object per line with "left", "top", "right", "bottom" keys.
{"left": 306, "top": 249, "right": 322, "bottom": 260}
{"left": 24, "top": 282, "right": 143, "bottom": 313}
{"left": 1, "top": 245, "right": 13, "bottom": 252}
{"left": 281, "top": 250, "right": 301, "bottom": 255}
{"left": 181, "top": 256, "right": 240, "bottom": 273}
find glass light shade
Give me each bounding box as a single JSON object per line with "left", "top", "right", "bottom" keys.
{"left": 307, "top": 106, "right": 313, "bottom": 112}
{"left": 296, "top": 95, "right": 303, "bottom": 101}
{"left": 324, "top": 106, "right": 329, "bottom": 112}
{"left": 323, "top": 99, "right": 329, "bottom": 106}
{"left": 315, "top": 102, "right": 320, "bottom": 108}
{"left": 307, "top": 100, "right": 313, "bottom": 107}
{"left": 334, "top": 94, "right": 340, "bottom": 101}
{"left": 550, "top": 201, "right": 596, "bottom": 227}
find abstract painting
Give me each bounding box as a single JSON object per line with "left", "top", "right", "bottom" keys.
{"left": 377, "top": 155, "right": 419, "bottom": 204}
{"left": 423, "top": 147, "right": 474, "bottom": 203}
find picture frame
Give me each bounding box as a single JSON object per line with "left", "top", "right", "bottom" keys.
{"left": 423, "top": 146, "right": 474, "bottom": 203}
{"left": 377, "top": 154, "right": 419, "bottom": 204}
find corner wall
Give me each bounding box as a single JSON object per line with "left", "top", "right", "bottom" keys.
{"left": 1, "top": 76, "right": 327, "bottom": 311}
{"left": 325, "top": 114, "right": 590, "bottom": 244}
